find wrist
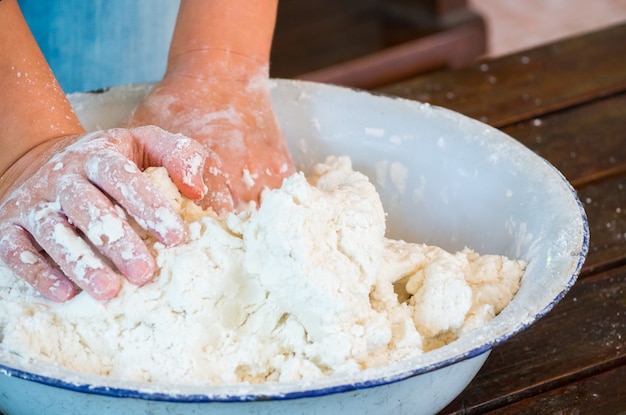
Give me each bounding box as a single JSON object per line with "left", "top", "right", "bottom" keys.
{"left": 170, "top": 0, "right": 277, "bottom": 73}
{"left": 0, "top": 135, "right": 76, "bottom": 200}
{"left": 166, "top": 47, "right": 269, "bottom": 82}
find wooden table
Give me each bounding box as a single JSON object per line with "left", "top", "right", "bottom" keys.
{"left": 377, "top": 23, "right": 626, "bottom": 414}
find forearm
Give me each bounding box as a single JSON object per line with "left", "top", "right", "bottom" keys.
{"left": 0, "top": 0, "right": 83, "bottom": 179}
{"left": 167, "top": 0, "right": 278, "bottom": 77}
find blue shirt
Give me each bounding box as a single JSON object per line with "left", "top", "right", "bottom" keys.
{"left": 19, "top": 0, "right": 180, "bottom": 93}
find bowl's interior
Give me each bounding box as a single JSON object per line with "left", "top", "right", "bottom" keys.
{"left": 1, "top": 80, "right": 588, "bottom": 400}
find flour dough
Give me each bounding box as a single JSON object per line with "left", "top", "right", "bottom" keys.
{"left": 0, "top": 156, "right": 525, "bottom": 385}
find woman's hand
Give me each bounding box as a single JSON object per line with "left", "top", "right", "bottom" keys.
{"left": 0, "top": 126, "right": 206, "bottom": 302}
{"left": 127, "top": 51, "right": 295, "bottom": 213}
{"left": 126, "top": 0, "right": 294, "bottom": 213}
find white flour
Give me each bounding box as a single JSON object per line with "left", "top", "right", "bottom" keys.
{"left": 0, "top": 156, "right": 525, "bottom": 385}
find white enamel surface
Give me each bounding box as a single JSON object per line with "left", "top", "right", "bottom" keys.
{"left": 0, "top": 80, "right": 588, "bottom": 415}
{"left": 0, "top": 352, "right": 488, "bottom": 415}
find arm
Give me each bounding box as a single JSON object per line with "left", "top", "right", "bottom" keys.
{"left": 0, "top": 0, "right": 84, "bottom": 197}
{"left": 128, "top": 0, "right": 295, "bottom": 213}
{"left": 0, "top": 0, "right": 207, "bottom": 301}
{"left": 168, "top": 0, "right": 277, "bottom": 69}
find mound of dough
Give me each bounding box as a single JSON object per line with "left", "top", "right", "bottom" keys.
{"left": 0, "top": 156, "right": 525, "bottom": 385}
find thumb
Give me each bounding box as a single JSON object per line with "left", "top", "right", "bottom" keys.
{"left": 130, "top": 126, "right": 207, "bottom": 200}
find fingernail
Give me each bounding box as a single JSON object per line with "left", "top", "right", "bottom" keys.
{"left": 126, "top": 256, "right": 156, "bottom": 286}
{"left": 89, "top": 271, "right": 121, "bottom": 301}
{"left": 49, "top": 279, "right": 77, "bottom": 302}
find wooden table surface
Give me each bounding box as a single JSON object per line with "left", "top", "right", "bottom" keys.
{"left": 378, "top": 22, "right": 626, "bottom": 414}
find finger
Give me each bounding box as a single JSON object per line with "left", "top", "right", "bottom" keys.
{"left": 130, "top": 126, "right": 208, "bottom": 200}
{"left": 84, "top": 149, "right": 187, "bottom": 246}
{"left": 57, "top": 175, "right": 156, "bottom": 286}
{"left": 0, "top": 224, "right": 76, "bottom": 302}
{"left": 200, "top": 155, "right": 234, "bottom": 214}
{"left": 25, "top": 203, "right": 121, "bottom": 300}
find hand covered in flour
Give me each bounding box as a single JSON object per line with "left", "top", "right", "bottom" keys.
{"left": 127, "top": 55, "right": 295, "bottom": 213}
{"left": 0, "top": 126, "right": 207, "bottom": 302}
{"left": 126, "top": 0, "right": 295, "bottom": 213}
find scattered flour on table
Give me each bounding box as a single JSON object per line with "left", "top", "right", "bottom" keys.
{"left": 0, "top": 156, "right": 525, "bottom": 385}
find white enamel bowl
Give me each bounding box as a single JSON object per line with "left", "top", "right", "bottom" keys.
{"left": 0, "top": 80, "right": 588, "bottom": 415}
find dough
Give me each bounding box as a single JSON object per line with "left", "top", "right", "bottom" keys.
{"left": 0, "top": 156, "right": 525, "bottom": 385}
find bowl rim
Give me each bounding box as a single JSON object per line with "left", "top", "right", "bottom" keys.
{"left": 0, "top": 80, "right": 590, "bottom": 403}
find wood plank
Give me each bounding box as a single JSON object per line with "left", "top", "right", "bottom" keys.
{"left": 576, "top": 175, "right": 626, "bottom": 276}
{"left": 499, "top": 94, "right": 626, "bottom": 189}
{"left": 439, "top": 265, "right": 626, "bottom": 414}
{"left": 482, "top": 365, "right": 626, "bottom": 414}
{"left": 495, "top": 94, "right": 626, "bottom": 274}
{"left": 377, "top": 23, "right": 626, "bottom": 128}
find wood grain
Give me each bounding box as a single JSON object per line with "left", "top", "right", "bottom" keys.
{"left": 378, "top": 23, "right": 626, "bottom": 128}
{"left": 482, "top": 365, "right": 626, "bottom": 414}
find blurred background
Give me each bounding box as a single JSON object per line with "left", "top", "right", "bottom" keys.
{"left": 470, "top": 0, "right": 626, "bottom": 56}
{"left": 20, "top": 0, "right": 626, "bottom": 93}
{"left": 270, "top": 0, "right": 626, "bottom": 89}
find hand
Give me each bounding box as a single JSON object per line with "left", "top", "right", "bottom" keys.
{"left": 0, "top": 126, "right": 207, "bottom": 302}
{"left": 127, "top": 51, "right": 295, "bottom": 213}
